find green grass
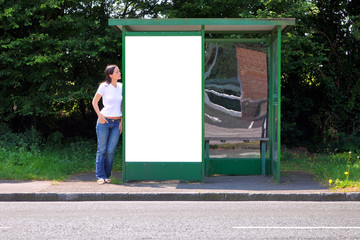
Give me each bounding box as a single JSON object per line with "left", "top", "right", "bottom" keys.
{"left": 1, "top": 136, "right": 359, "bottom": 191}
{"left": 282, "top": 149, "right": 360, "bottom": 190}
{"left": 0, "top": 140, "right": 122, "bottom": 181}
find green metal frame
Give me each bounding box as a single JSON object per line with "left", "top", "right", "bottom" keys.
{"left": 109, "top": 18, "right": 295, "bottom": 29}
{"left": 110, "top": 18, "right": 294, "bottom": 183}
{"left": 208, "top": 158, "right": 271, "bottom": 175}
{"left": 123, "top": 30, "right": 203, "bottom": 182}
{"left": 121, "top": 25, "right": 126, "bottom": 183}
{"left": 203, "top": 38, "right": 271, "bottom": 177}
{"left": 267, "top": 26, "right": 282, "bottom": 183}
{"left": 204, "top": 139, "right": 269, "bottom": 177}
{"left": 126, "top": 162, "right": 202, "bottom": 181}
{"left": 269, "top": 34, "right": 274, "bottom": 181}
{"left": 201, "top": 25, "right": 205, "bottom": 181}
{"left": 276, "top": 26, "right": 282, "bottom": 183}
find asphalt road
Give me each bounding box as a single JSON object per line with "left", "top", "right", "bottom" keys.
{"left": 1, "top": 201, "right": 360, "bottom": 239}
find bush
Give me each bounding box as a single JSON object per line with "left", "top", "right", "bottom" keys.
{"left": 0, "top": 126, "right": 123, "bottom": 180}
{"left": 47, "top": 131, "right": 64, "bottom": 148}
{"left": 330, "top": 133, "right": 360, "bottom": 153}
{"left": 0, "top": 126, "right": 44, "bottom": 151}
{"left": 0, "top": 138, "right": 98, "bottom": 180}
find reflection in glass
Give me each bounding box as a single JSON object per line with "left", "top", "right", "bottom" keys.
{"left": 205, "top": 42, "right": 269, "bottom": 158}
{"left": 209, "top": 140, "right": 261, "bottom": 158}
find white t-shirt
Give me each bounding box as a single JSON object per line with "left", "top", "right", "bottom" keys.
{"left": 96, "top": 82, "right": 123, "bottom": 117}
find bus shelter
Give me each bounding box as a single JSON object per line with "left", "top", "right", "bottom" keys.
{"left": 108, "top": 18, "right": 295, "bottom": 183}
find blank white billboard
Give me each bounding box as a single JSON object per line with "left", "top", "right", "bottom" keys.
{"left": 125, "top": 35, "right": 202, "bottom": 162}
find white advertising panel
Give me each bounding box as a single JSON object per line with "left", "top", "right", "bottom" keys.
{"left": 125, "top": 35, "right": 202, "bottom": 162}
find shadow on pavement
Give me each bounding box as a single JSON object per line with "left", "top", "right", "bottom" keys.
{"left": 64, "top": 171, "right": 327, "bottom": 192}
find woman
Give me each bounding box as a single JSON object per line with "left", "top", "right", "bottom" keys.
{"left": 92, "top": 65, "right": 122, "bottom": 184}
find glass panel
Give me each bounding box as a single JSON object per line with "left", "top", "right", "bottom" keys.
{"left": 205, "top": 42, "right": 268, "bottom": 158}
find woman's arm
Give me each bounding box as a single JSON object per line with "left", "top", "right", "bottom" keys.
{"left": 92, "top": 93, "right": 108, "bottom": 124}
{"left": 119, "top": 116, "right": 122, "bottom": 134}
{"left": 119, "top": 102, "right": 123, "bottom": 134}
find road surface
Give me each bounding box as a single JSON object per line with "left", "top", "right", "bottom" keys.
{"left": 1, "top": 201, "right": 360, "bottom": 239}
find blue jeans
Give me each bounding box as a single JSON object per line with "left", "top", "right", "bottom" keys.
{"left": 96, "top": 118, "right": 121, "bottom": 180}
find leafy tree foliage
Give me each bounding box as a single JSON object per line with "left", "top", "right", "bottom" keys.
{"left": 0, "top": 0, "right": 122, "bottom": 137}
{"left": 1, "top": 0, "right": 359, "bottom": 151}
{"left": 166, "top": 0, "right": 261, "bottom": 18}
{"left": 115, "top": 0, "right": 170, "bottom": 18}
{"left": 267, "top": 0, "right": 360, "bottom": 151}
{"left": 164, "top": 0, "right": 360, "bottom": 151}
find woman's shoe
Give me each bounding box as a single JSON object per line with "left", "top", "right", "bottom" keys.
{"left": 97, "top": 178, "right": 105, "bottom": 184}
{"left": 105, "top": 178, "right": 112, "bottom": 184}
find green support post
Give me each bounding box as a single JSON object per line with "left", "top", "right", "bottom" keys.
{"left": 261, "top": 141, "right": 266, "bottom": 176}
{"left": 276, "top": 26, "right": 282, "bottom": 184}
{"left": 201, "top": 25, "right": 206, "bottom": 182}
{"left": 121, "top": 25, "right": 126, "bottom": 183}
{"left": 205, "top": 140, "right": 210, "bottom": 177}
{"left": 269, "top": 38, "right": 274, "bottom": 179}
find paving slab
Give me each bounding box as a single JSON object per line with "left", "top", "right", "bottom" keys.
{"left": 0, "top": 180, "right": 52, "bottom": 193}
{"left": 28, "top": 171, "right": 328, "bottom": 194}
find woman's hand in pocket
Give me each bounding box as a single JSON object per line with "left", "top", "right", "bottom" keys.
{"left": 99, "top": 115, "right": 108, "bottom": 124}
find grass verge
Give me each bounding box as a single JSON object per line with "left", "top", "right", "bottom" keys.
{"left": 0, "top": 140, "right": 122, "bottom": 181}
{"left": 282, "top": 148, "right": 360, "bottom": 191}
{"left": 1, "top": 137, "right": 359, "bottom": 192}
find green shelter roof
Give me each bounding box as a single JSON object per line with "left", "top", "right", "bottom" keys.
{"left": 108, "top": 18, "right": 295, "bottom": 33}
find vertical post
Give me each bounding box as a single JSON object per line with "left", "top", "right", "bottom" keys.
{"left": 122, "top": 25, "right": 126, "bottom": 183}
{"left": 261, "top": 141, "right": 266, "bottom": 176}
{"left": 201, "top": 25, "right": 205, "bottom": 182}
{"left": 205, "top": 140, "right": 210, "bottom": 177}
{"left": 276, "top": 25, "right": 282, "bottom": 183}
{"left": 269, "top": 37, "right": 274, "bottom": 177}
{"left": 270, "top": 27, "right": 282, "bottom": 183}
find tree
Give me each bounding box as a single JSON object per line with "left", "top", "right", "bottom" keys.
{"left": 1, "top": 0, "right": 359, "bottom": 151}
{"left": 0, "top": 0, "right": 122, "bottom": 137}
{"left": 165, "top": 0, "right": 360, "bottom": 150}
{"left": 277, "top": 0, "right": 360, "bottom": 150}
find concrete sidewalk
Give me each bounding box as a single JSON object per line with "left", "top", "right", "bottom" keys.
{"left": 1, "top": 172, "right": 359, "bottom": 201}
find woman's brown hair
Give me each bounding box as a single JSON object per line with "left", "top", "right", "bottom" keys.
{"left": 103, "top": 65, "right": 117, "bottom": 84}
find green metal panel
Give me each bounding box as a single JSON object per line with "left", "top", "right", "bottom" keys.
{"left": 126, "top": 162, "right": 202, "bottom": 181}
{"left": 209, "top": 158, "right": 271, "bottom": 175}
{"left": 123, "top": 30, "right": 203, "bottom": 182}
{"left": 109, "top": 18, "right": 296, "bottom": 27}
{"left": 122, "top": 26, "right": 126, "bottom": 183}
